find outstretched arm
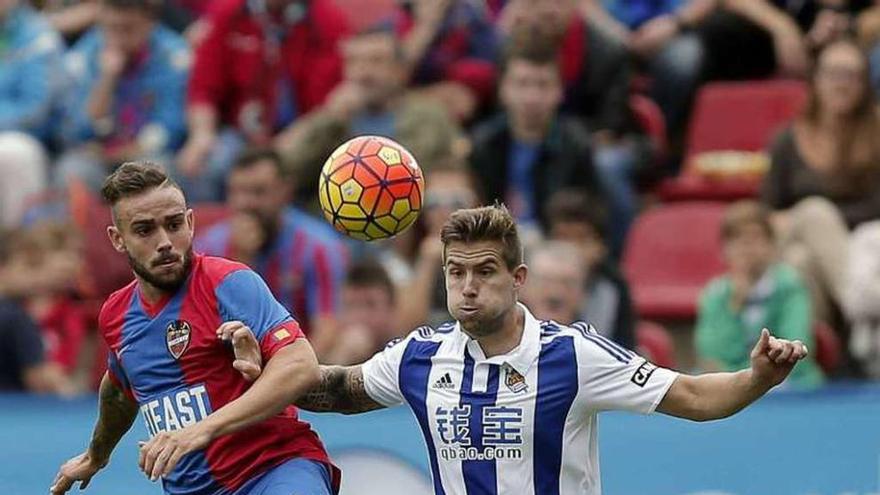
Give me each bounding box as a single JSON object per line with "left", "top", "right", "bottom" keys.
{"left": 50, "top": 373, "right": 139, "bottom": 494}
{"left": 297, "top": 365, "right": 386, "bottom": 415}
{"left": 658, "top": 329, "right": 808, "bottom": 421}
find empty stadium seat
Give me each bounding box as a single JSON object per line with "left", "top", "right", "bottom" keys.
{"left": 623, "top": 202, "right": 727, "bottom": 320}
{"left": 658, "top": 80, "right": 808, "bottom": 201}
{"left": 636, "top": 320, "right": 677, "bottom": 369}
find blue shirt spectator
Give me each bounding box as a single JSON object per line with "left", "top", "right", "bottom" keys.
{"left": 0, "top": 3, "right": 65, "bottom": 139}
{"left": 62, "top": 24, "right": 189, "bottom": 154}
{"left": 602, "top": 0, "right": 682, "bottom": 29}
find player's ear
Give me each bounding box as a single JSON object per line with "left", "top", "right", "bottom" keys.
{"left": 512, "top": 263, "right": 528, "bottom": 290}
{"left": 186, "top": 208, "right": 194, "bottom": 234}
{"left": 107, "top": 225, "right": 126, "bottom": 253}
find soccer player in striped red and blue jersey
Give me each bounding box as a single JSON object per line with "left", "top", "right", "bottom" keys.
{"left": 283, "top": 204, "right": 810, "bottom": 494}
{"left": 50, "top": 162, "right": 337, "bottom": 495}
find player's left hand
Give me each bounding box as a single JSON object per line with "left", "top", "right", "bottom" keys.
{"left": 217, "top": 321, "right": 262, "bottom": 381}
{"left": 138, "top": 423, "right": 212, "bottom": 482}
{"left": 749, "top": 328, "right": 809, "bottom": 388}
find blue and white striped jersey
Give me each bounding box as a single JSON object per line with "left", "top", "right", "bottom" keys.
{"left": 362, "top": 304, "right": 679, "bottom": 495}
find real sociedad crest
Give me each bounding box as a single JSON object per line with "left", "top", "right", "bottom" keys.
{"left": 505, "top": 366, "right": 528, "bottom": 394}
{"left": 166, "top": 320, "right": 191, "bottom": 360}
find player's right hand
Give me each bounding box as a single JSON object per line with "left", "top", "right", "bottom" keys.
{"left": 50, "top": 452, "right": 103, "bottom": 494}
{"left": 216, "top": 321, "right": 263, "bottom": 381}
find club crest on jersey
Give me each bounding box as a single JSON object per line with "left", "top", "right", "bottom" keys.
{"left": 504, "top": 366, "right": 528, "bottom": 394}
{"left": 166, "top": 320, "right": 191, "bottom": 360}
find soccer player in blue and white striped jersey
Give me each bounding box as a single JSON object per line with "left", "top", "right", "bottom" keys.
{"left": 244, "top": 204, "right": 809, "bottom": 495}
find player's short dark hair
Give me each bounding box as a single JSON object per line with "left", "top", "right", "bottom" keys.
{"left": 440, "top": 203, "right": 523, "bottom": 271}
{"left": 501, "top": 27, "right": 562, "bottom": 78}
{"left": 345, "top": 257, "right": 396, "bottom": 303}
{"left": 721, "top": 200, "right": 775, "bottom": 242}
{"left": 101, "top": 161, "right": 181, "bottom": 206}
{"left": 544, "top": 188, "right": 608, "bottom": 241}
{"left": 101, "top": 0, "right": 160, "bottom": 15}
{"left": 232, "top": 147, "right": 285, "bottom": 176}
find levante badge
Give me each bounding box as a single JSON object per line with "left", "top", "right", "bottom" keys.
{"left": 166, "top": 320, "right": 192, "bottom": 360}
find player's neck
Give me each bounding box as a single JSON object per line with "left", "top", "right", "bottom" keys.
{"left": 137, "top": 278, "right": 175, "bottom": 306}
{"left": 473, "top": 305, "right": 525, "bottom": 358}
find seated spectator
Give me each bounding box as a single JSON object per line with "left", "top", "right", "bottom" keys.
{"left": 696, "top": 200, "right": 824, "bottom": 390}
{"left": 396, "top": 164, "right": 480, "bottom": 330}
{"left": 632, "top": 0, "right": 810, "bottom": 156}
{"left": 498, "top": 0, "right": 650, "bottom": 250}
{"left": 195, "top": 148, "right": 348, "bottom": 360}
{"left": 763, "top": 39, "right": 880, "bottom": 324}
{"left": 0, "top": 0, "right": 66, "bottom": 139}
{"left": 276, "top": 24, "right": 464, "bottom": 209}
{"left": 393, "top": 0, "right": 499, "bottom": 122}
{"left": 57, "top": 0, "right": 189, "bottom": 193}
{"left": 179, "top": 0, "right": 350, "bottom": 202}
{"left": 5, "top": 221, "right": 87, "bottom": 379}
{"left": 544, "top": 188, "right": 635, "bottom": 348}
{"left": 0, "top": 229, "right": 78, "bottom": 395}
{"left": 843, "top": 220, "right": 880, "bottom": 378}
{"left": 468, "top": 36, "right": 606, "bottom": 246}
{"left": 323, "top": 258, "right": 399, "bottom": 365}
{"left": 522, "top": 240, "right": 587, "bottom": 326}
{"left": 0, "top": 1, "right": 64, "bottom": 223}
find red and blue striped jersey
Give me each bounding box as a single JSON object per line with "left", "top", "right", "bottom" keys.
{"left": 195, "top": 208, "right": 348, "bottom": 335}
{"left": 99, "top": 254, "right": 337, "bottom": 495}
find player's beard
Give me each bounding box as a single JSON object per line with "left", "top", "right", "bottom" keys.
{"left": 129, "top": 247, "right": 194, "bottom": 294}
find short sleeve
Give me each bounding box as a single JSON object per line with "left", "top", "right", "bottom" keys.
{"left": 575, "top": 324, "right": 678, "bottom": 414}
{"left": 361, "top": 336, "right": 411, "bottom": 408}
{"left": 216, "top": 269, "right": 304, "bottom": 359}
{"left": 106, "top": 351, "right": 135, "bottom": 401}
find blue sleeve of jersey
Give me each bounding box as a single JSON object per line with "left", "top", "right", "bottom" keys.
{"left": 106, "top": 351, "right": 132, "bottom": 393}
{"left": 215, "top": 269, "right": 293, "bottom": 340}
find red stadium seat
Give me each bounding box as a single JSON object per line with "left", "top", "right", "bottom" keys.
{"left": 636, "top": 320, "right": 677, "bottom": 369}
{"left": 813, "top": 321, "right": 842, "bottom": 376}
{"left": 657, "top": 80, "right": 808, "bottom": 201}
{"left": 623, "top": 202, "right": 727, "bottom": 320}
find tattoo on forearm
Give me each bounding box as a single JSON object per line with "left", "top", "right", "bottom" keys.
{"left": 88, "top": 377, "right": 138, "bottom": 464}
{"left": 297, "top": 366, "right": 384, "bottom": 414}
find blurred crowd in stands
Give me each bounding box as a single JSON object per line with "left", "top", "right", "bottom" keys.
{"left": 2, "top": 0, "right": 880, "bottom": 395}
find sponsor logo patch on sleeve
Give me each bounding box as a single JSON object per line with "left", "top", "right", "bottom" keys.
{"left": 273, "top": 328, "right": 291, "bottom": 341}
{"left": 631, "top": 361, "right": 658, "bottom": 387}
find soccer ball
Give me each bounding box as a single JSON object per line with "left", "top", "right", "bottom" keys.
{"left": 319, "top": 135, "right": 425, "bottom": 241}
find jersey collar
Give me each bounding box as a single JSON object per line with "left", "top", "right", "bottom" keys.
{"left": 459, "top": 302, "right": 541, "bottom": 376}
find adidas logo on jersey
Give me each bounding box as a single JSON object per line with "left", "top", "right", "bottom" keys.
{"left": 432, "top": 373, "right": 455, "bottom": 390}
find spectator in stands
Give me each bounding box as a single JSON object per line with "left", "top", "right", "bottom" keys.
{"left": 276, "top": 24, "right": 463, "bottom": 209}
{"left": 0, "top": 1, "right": 64, "bottom": 225}
{"left": 498, "top": 0, "right": 650, "bottom": 251}
{"left": 180, "top": 0, "right": 350, "bottom": 202}
{"left": 393, "top": 0, "right": 499, "bottom": 122}
{"left": 763, "top": 39, "right": 880, "bottom": 325}
{"left": 544, "top": 188, "right": 635, "bottom": 348}
{"left": 57, "top": 0, "right": 189, "bottom": 193}
{"left": 634, "top": 0, "right": 810, "bottom": 157}
{"left": 696, "top": 200, "right": 824, "bottom": 390}
{"left": 323, "top": 258, "right": 399, "bottom": 365}
{"left": 469, "top": 35, "right": 606, "bottom": 246}
{"left": 0, "top": 229, "right": 78, "bottom": 395}
{"left": 843, "top": 220, "right": 880, "bottom": 378}
{"left": 195, "top": 148, "right": 348, "bottom": 360}
{"left": 5, "top": 221, "right": 87, "bottom": 379}
{"left": 396, "top": 165, "right": 479, "bottom": 330}
{"left": 522, "top": 240, "right": 587, "bottom": 326}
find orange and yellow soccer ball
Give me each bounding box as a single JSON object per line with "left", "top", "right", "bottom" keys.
{"left": 319, "top": 135, "right": 425, "bottom": 241}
